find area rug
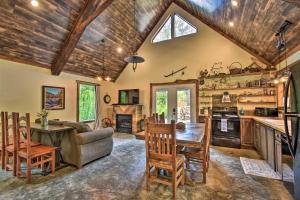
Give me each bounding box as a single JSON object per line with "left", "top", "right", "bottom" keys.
{"left": 240, "top": 157, "right": 294, "bottom": 182}
{"left": 240, "top": 157, "right": 280, "bottom": 179}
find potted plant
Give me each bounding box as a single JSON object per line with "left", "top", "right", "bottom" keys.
{"left": 37, "top": 109, "right": 49, "bottom": 127}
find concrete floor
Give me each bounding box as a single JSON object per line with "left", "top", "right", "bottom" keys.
{"left": 0, "top": 133, "right": 294, "bottom": 200}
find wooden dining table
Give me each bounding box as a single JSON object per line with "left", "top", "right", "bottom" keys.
{"left": 135, "top": 123, "right": 205, "bottom": 148}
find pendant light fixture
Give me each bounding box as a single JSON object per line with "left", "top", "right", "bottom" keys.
{"left": 124, "top": 0, "right": 145, "bottom": 72}
{"left": 272, "top": 20, "right": 292, "bottom": 84}
{"left": 96, "top": 39, "right": 111, "bottom": 81}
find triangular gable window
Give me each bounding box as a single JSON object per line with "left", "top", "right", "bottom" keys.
{"left": 152, "top": 13, "right": 197, "bottom": 43}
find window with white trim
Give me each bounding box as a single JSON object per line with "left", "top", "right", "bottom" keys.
{"left": 152, "top": 13, "right": 197, "bottom": 43}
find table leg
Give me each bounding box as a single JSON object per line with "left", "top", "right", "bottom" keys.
{"left": 41, "top": 131, "right": 68, "bottom": 175}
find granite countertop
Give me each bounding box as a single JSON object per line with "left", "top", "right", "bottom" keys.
{"left": 239, "top": 115, "right": 291, "bottom": 134}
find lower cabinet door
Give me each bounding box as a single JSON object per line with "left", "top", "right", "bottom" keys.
{"left": 267, "top": 128, "right": 275, "bottom": 170}
{"left": 255, "top": 123, "right": 261, "bottom": 152}
{"left": 275, "top": 131, "right": 283, "bottom": 176}
{"left": 260, "top": 125, "right": 268, "bottom": 160}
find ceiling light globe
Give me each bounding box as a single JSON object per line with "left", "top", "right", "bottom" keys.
{"left": 231, "top": 0, "right": 238, "bottom": 7}
{"left": 31, "top": 0, "right": 39, "bottom": 7}
{"left": 105, "top": 76, "right": 112, "bottom": 82}
{"left": 117, "top": 47, "right": 122, "bottom": 53}
{"left": 96, "top": 76, "right": 102, "bottom": 81}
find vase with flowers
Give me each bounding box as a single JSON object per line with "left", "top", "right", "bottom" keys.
{"left": 37, "top": 109, "right": 49, "bottom": 127}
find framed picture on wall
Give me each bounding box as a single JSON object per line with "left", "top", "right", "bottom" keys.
{"left": 42, "top": 86, "right": 65, "bottom": 110}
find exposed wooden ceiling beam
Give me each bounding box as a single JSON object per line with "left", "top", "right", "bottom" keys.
{"left": 51, "top": 0, "right": 114, "bottom": 75}
{"left": 281, "top": 0, "right": 300, "bottom": 7}
{"left": 174, "top": 1, "right": 273, "bottom": 67}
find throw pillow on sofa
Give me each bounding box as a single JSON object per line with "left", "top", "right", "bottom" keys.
{"left": 63, "top": 121, "right": 92, "bottom": 133}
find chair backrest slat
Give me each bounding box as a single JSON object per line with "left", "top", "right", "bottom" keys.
{"left": 204, "top": 116, "right": 212, "bottom": 157}
{"left": 1, "top": 112, "right": 5, "bottom": 149}
{"left": 15, "top": 113, "right": 31, "bottom": 155}
{"left": 3, "top": 112, "right": 17, "bottom": 149}
{"left": 145, "top": 119, "right": 176, "bottom": 163}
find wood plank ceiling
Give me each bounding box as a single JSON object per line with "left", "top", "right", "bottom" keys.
{"left": 0, "top": 0, "right": 300, "bottom": 81}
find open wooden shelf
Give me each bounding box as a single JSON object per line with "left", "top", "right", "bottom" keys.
{"left": 199, "top": 102, "right": 211, "bottom": 104}
{"left": 238, "top": 101, "right": 276, "bottom": 104}
{"left": 200, "top": 86, "right": 276, "bottom": 91}
{"left": 199, "top": 70, "right": 276, "bottom": 79}
{"left": 238, "top": 94, "right": 276, "bottom": 97}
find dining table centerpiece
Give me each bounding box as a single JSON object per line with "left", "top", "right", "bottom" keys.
{"left": 37, "top": 109, "right": 49, "bottom": 127}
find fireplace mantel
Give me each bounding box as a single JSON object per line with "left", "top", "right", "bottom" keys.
{"left": 112, "top": 104, "right": 143, "bottom": 133}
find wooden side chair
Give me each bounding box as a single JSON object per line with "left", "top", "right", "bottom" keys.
{"left": 145, "top": 120, "right": 184, "bottom": 199}
{"left": 158, "top": 112, "right": 165, "bottom": 123}
{"left": 1, "top": 112, "right": 5, "bottom": 169}
{"left": 182, "top": 116, "right": 212, "bottom": 183}
{"left": 3, "top": 112, "right": 18, "bottom": 175}
{"left": 15, "top": 113, "right": 56, "bottom": 183}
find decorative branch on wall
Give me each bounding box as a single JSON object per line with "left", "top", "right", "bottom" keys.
{"left": 163, "top": 66, "right": 187, "bottom": 77}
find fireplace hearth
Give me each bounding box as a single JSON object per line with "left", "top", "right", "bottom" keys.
{"left": 116, "top": 114, "right": 132, "bottom": 133}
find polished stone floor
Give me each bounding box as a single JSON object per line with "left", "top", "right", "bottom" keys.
{"left": 0, "top": 133, "right": 294, "bottom": 200}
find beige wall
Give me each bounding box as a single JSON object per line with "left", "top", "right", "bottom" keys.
{"left": 0, "top": 59, "right": 104, "bottom": 122}
{"left": 103, "top": 3, "right": 255, "bottom": 117}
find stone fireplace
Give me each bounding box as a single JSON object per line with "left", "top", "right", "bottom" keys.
{"left": 112, "top": 105, "right": 143, "bottom": 134}
{"left": 116, "top": 114, "right": 132, "bottom": 133}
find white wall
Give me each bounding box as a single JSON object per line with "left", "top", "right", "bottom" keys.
{"left": 0, "top": 59, "right": 103, "bottom": 122}
{"left": 103, "top": 3, "right": 255, "bottom": 117}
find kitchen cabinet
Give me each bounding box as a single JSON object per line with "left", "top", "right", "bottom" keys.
{"left": 260, "top": 125, "right": 268, "bottom": 160}
{"left": 267, "top": 127, "right": 275, "bottom": 169}
{"left": 240, "top": 118, "right": 254, "bottom": 148}
{"left": 275, "top": 131, "right": 283, "bottom": 176}
{"left": 254, "top": 122, "right": 261, "bottom": 152}
{"left": 253, "top": 121, "right": 283, "bottom": 177}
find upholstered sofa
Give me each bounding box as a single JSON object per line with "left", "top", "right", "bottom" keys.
{"left": 33, "top": 119, "right": 114, "bottom": 168}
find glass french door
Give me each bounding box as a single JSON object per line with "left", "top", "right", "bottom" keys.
{"left": 153, "top": 85, "right": 195, "bottom": 123}
{"left": 177, "top": 89, "right": 191, "bottom": 123}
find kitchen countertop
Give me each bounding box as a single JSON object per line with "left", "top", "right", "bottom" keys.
{"left": 239, "top": 115, "right": 291, "bottom": 134}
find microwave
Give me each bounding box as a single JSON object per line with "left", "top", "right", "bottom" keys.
{"left": 255, "top": 107, "right": 278, "bottom": 117}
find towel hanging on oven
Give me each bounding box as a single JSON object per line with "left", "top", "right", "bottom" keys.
{"left": 221, "top": 118, "right": 228, "bottom": 132}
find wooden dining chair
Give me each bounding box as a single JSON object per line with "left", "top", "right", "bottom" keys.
{"left": 3, "top": 112, "right": 18, "bottom": 175}
{"left": 15, "top": 113, "right": 56, "bottom": 183}
{"left": 145, "top": 119, "right": 184, "bottom": 199}
{"left": 158, "top": 112, "right": 165, "bottom": 123}
{"left": 182, "top": 116, "right": 212, "bottom": 183}
{"left": 1, "top": 112, "right": 5, "bottom": 169}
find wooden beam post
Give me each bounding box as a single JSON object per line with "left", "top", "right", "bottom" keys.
{"left": 51, "top": 0, "right": 114, "bottom": 75}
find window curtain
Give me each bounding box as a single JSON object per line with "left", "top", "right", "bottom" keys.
{"left": 95, "top": 85, "right": 102, "bottom": 130}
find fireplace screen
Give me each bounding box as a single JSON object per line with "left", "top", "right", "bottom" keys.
{"left": 116, "top": 114, "right": 132, "bottom": 133}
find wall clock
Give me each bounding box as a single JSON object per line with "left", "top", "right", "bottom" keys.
{"left": 103, "top": 94, "right": 111, "bottom": 104}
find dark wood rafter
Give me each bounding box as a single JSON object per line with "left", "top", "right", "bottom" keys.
{"left": 174, "top": 0, "right": 273, "bottom": 67}
{"left": 51, "top": 0, "right": 114, "bottom": 75}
